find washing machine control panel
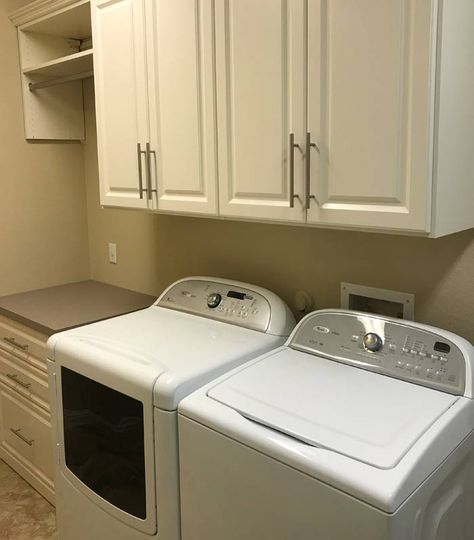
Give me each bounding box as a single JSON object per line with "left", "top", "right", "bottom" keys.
{"left": 290, "top": 311, "right": 467, "bottom": 396}
{"left": 157, "top": 279, "right": 271, "bottom": 332}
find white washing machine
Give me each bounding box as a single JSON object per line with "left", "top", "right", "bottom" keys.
{"left": 178, "top": 309, "right": 474, "bottom": 540}
{"left": 46, "top": 277, "right": 295, "bottom": 540}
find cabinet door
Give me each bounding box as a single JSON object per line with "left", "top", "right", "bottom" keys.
{"left": 306, "top": 0, "right": 434, "bottom": 232}
{"left": 92, "top": 0, "right": 152, "bottom": 209}
{"left": 147, "top": 0, "right": 218, "bottom": 215}
{"left": 216, "top": 0, "right": 306, "bottom": 222}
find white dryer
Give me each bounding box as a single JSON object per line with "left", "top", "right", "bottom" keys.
{"left": 46, "top": 277, "right": 295, "bottom": 540}
{"left": 178, "top": 309, "right": 474, "bottom": 540}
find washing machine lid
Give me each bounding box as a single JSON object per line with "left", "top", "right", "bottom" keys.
{"left": 207, "top": 348, "right": 458, "bottom": 469}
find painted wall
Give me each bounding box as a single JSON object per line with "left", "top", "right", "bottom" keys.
{"left": 83, "top": 82, "right": 474, "bottom": 342}
{"left": 0, "top": 0, "right": 90, "bottom": 295}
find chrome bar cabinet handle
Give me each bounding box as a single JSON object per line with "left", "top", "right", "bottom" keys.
{"left": 145, "top": 142, "right": 157, "bottom": 200}
{"left": 10, "top": 428, "right": 34, "bottom": 447}
{"left": 137, "top": 143, "right": 147, "bottom": 199}
{"left": 289, "top": 133, "right": 301, "bottom": 208}
{"left": 305, "top": 132, "right": 321, "bottom": 209}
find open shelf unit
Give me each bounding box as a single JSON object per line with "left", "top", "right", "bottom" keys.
{"left": 10, "top": 0, "right": 93, "bottom": 140}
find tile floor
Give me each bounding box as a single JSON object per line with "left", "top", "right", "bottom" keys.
{"left": 0, "top": 459, "right": 57, "bottom": 540}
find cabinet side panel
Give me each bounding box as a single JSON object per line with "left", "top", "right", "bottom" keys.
{"left": 432, "top": 0, "right": 474, "bottom": 237}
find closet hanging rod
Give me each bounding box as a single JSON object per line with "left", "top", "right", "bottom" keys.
{"left": 29, "top": 70, "right": 93, "bottom": 92}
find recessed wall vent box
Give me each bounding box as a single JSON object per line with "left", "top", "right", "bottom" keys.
{"left": 341, "top": 283, "right": 414, "bottom": 320}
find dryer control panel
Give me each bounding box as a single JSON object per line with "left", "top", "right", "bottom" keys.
{"left": 290, "top": 311, "right": 468, "bottom": 396}
{"left": 157, "top": 279, "right": 272, "bottom": 333}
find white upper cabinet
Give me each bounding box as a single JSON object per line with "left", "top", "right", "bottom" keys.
{"left": 147, "top": 0, "right": 218, "bottom": 215}
{"left": 89, "top": 0, "right": 473, "bottom": 236}
{"left": 306, "top": 0, "right": 433, "bottom": 232}
{"left": 92, "top": 0, "right": 152, "bottom": 209}
{"left": 215, "top": 0, "right": 306, "bottom": 223}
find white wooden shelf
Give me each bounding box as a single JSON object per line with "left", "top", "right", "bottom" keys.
{"left": 9, "top": 0, "right": 93, "bottom": 140}
{"left": 23, "top": 49, "right": 93, "bottom": 79}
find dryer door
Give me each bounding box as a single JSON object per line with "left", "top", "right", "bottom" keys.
{"left": 61, "top": 367, "right": 147, "bottom": 519}
{"left": 208, "top": 348, "right": 458, "bottom": 469}
{"left": 53, "top": 336, "right": 164, "bottom": 535}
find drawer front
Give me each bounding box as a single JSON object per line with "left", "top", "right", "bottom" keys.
{"left": 0, "top": 351, "right": 50, "bottom": 410}
{"left": 0, "top": 384, "right": 54, "bottom": 481}
{"left": 0, "top": 316, "right": 48, "bottom": 371}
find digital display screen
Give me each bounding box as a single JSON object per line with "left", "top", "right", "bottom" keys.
{"left": 434, "top": 341, "right": 451, "bottom": 354}
{"left": 227, "top": 290, "right": 246, "bottom": 300}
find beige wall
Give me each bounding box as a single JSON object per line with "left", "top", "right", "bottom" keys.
{"left": 0, "top": 0, "right": 90, "bottom": 295}
{"left": 83, "top": 82, "right": 474, "bottom": 342}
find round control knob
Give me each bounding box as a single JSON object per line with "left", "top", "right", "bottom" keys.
{"left": 363, "top": 332, "right": 383, "bottom": 352}
{"left": 207, "top": 293, "right": 222, "bottom": 309}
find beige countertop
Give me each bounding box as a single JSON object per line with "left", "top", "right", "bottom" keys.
{"left": 0, "top": 281, "right": 155, "bottom": 336}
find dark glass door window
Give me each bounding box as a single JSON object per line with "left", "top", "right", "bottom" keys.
{"left": 61, "top": 367, "right": 146, "bottom": 519}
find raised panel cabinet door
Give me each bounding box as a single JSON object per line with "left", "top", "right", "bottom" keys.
{"left": 216, "top": 0, "right": 306, "bottom": 222}
{"left": 92, "top": 0, "right": 151, "bottom": 209}
{"left": 306, "top": 0, "right": 435, "bottom": 232}
{"left": 147, "top": 0, "right": 218, "bottom": 215}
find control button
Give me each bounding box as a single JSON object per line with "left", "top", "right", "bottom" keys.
{"left": 410, "top": 350, "right": 418, "bottom": 355}
{"left": 426, "top": 368, "right": 434, "bottom": 378}
{"left": 396, "top": 361, "right": 405, "bottom": 369}
{"left": 363, "top": 333, "right": 383, "bottom": 352}
{"left": 435, "top": 371, "right": 442, "bottom": 381}
{"left": 207, "top": 293, "right": 222, "bottom": 309}
{"left": 242, "top": 313, "right": 248, "bottom": 319}
{"left": 440, "top": 356, "right": 448, "bottom": 363}
{"left": 418, "top": 351, "right": 427, "bottom": 358}
{"left": 415, "top": 365, "right": 422, "bottom": 375}
{"left": 431, "top": 354, "right": 439, "bottom": 361}
{"left": 314, "top": 325, "right": 330, "bottom": 334}
{"left": 405, "top": 363, "right": 413, "bottom": 371}
{"left": 389, "top": 344, "right": 397, "bottom": 351}
{"left": 351, "top": 335, "right": 359, "bottom": 342}
{"left": 402, "top": 347, "right": 409, "bottom": 353}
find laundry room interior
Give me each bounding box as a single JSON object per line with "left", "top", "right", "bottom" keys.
{"left": 0, "top": 0, "right": 473, "bottom": 539}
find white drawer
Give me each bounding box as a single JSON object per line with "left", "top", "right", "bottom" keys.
{"left": 0, "top": 315, "right": 48, "bottom": 371}
{"left": 0, "top": 350, "right": 50, "bottom": 410}
{"left": 0, "top": 384, "right": 54, "bottom": 482}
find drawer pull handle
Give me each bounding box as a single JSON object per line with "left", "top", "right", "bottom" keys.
{"left": 6, "top": 373, "right": 31, "bottom": 389}
{"left": 3, "top": 337, "right": 28, "bottom": 351}
{"left": 10, "top": 428, "right": 34, "bottom": 447}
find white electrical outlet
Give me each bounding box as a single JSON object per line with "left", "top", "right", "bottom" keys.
{"left": 108, "top": 242, "right": 117, "bottom": 264}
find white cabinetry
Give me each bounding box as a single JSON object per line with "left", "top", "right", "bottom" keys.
{"left": 0, "top": 316, "right": 54, "bottom": 504}
{"left": 306, "top": 0, "right": 433, "bottom": 232}
{"left": 10, "top": 0, "right": 94, "bottom": 141}
{"left": 147, "top": 0, "right": 218, "bottom": 215}
{"left": 215, "top": 0, "right": 305, "bottom": 223}
{"left": 92, "top": 0, "right": 473, "bottom": 236}
{"left": 92, "top": 0, "right": 218, "bottom": 214}
{"left": 92, "top": 0, "right": 150, "bottom": 209}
